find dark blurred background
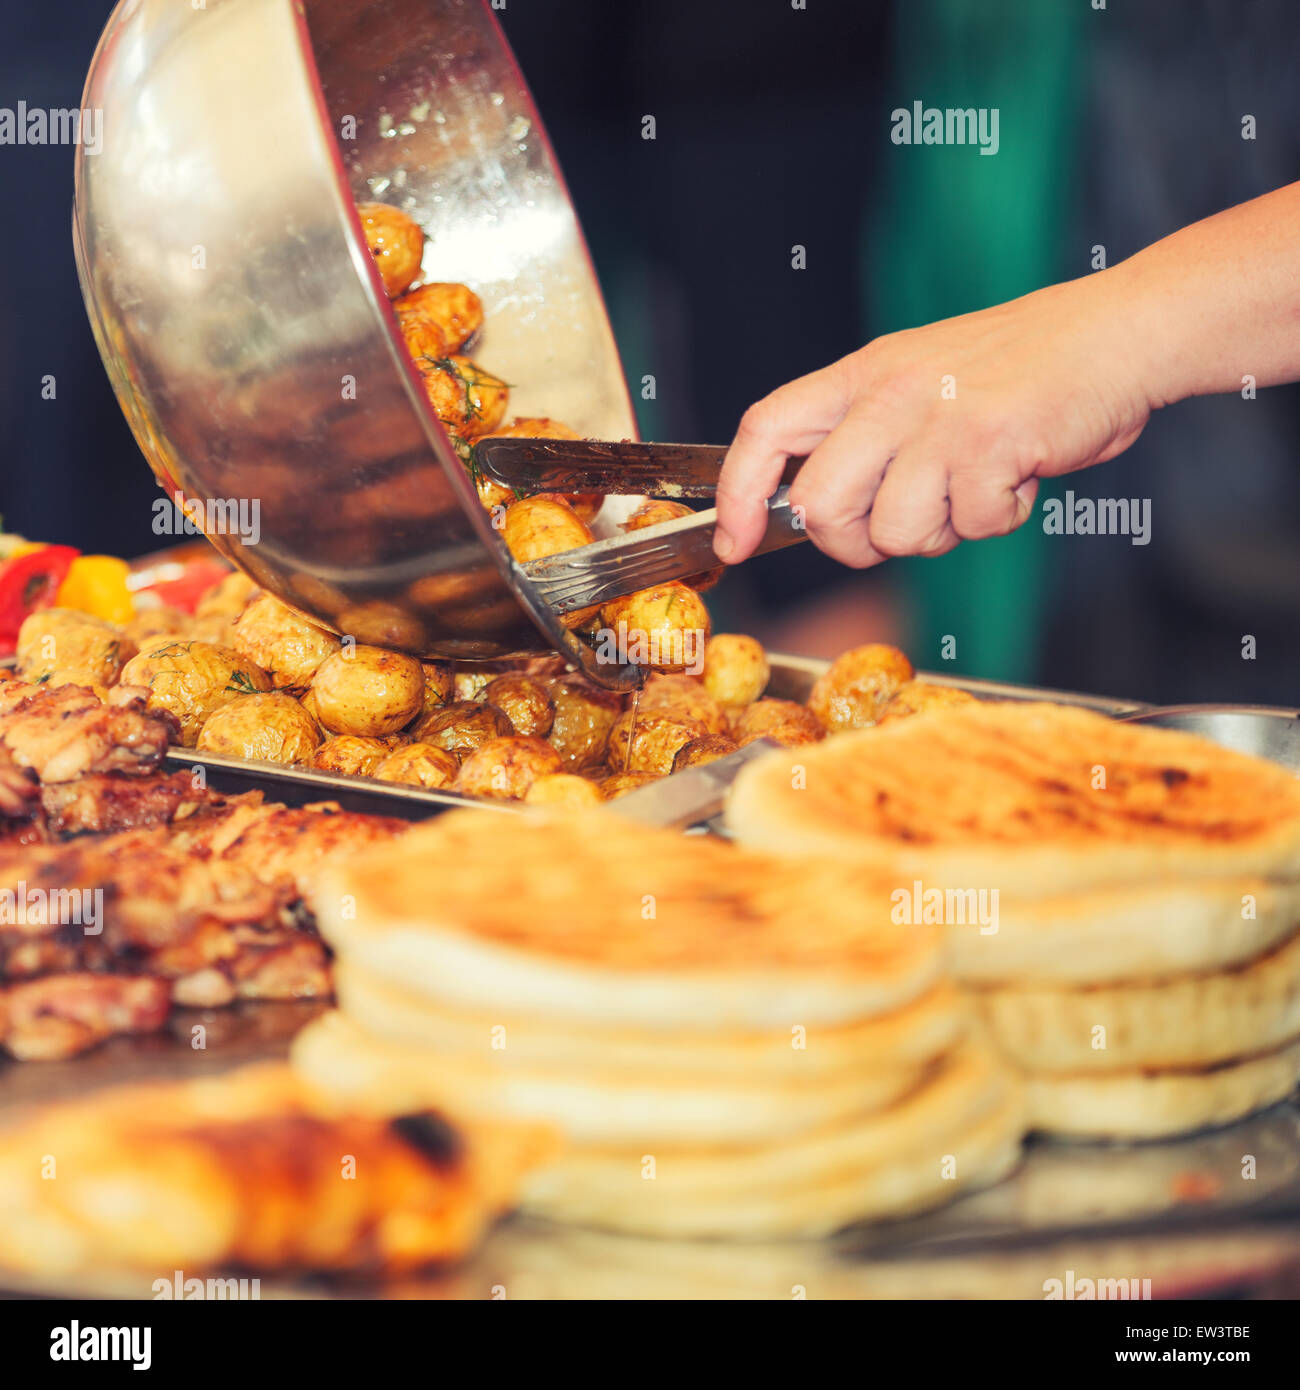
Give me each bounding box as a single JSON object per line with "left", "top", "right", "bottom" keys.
{"left": 1, "top": 0, "right": 1298, "bottom": 704}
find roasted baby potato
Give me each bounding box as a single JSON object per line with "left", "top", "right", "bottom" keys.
{"left": 196, "top": 693, "right": 322, "bottom": 764}
{"left": 16, "top": 610, "right": 136, "bottom": 689}
{"left": 544, "top": 675, "right": 623, "bottom": 770}
{"left": 411, "top": 700, "right": 514, "bottom": 756}
{"left": 502, "top": 495, "right": 598, "bottom": 628}
{"left": 598, "top": 582, "right": 711, "bottom": 674}
{"left": 395, "top": 303, "right": 451, "bottom": 362}
{"left": 701, "top": 633, "right": 769, "bottom": 712}
{"left": 807, "top": 643, "right": 914, "bottom": 732}
{"left": 455, "top": 734, "right": 563, "bottom": 800}
{"left": 371, "top": 742, "right": 460, "bottom": 789}
{"left": 640, "top": 673, "right": 730, "bottom": 734}
{"left": 195, "top": 570, "right": 258, "bottom": 620}
{"left": 122, "top": 606, "right": 193, "bottom": 648}
{"left": 357, "top": 201, "right": 425, "bottom": 298}
{"left": 621, "top": 500, "right": 721, "bottom": 590}
{"left": 480, "top": 417, "right": 599, "bottom": 523}
{"left": 310, "top": 646, "right": 425, "bottom": 737}
{"left": 479, "top": 674, "right": 555, "bottom": 737}
{"left": 119, "top": 641, "right": 272, "bottom": 746}
{"left": 396, "top": 282, "right": 484, "bottom": 353}
{"left": 453, "top": 668, "right": 495, "bottom": 702}
{"left": 230, "top": 593, "right": 341, "bottom": 691}
{"left": 415, "top": 355, "right": 508, "bottom": 436}
{"left": 733, "top": 698, "right": 827, "bottom": 748}
{"left": 334, "top": 601, "right": 429, "bottom": 652}
{"left": 420, "top": 660, "right": 455, "bottom": 716}
{"left": 877, "top": 681, "right": 979, "bottom": 723}
{"left": 607, "top": 710, "right": 708, "bottom": 775}
{"left": 671, "top": 732, "right": 739, "bottom": 772}
{"left": 309, "top": 735, "right": 398, "bottom": 777}
{"left": 598, "top": 771, "right": 661, "bottom": 800}
{"left": 523, "top": 772, "right": 604, "bottom": 808}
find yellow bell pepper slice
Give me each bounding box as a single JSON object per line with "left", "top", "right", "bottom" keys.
{"left": 56, "top": 555, "right": 134, "bottom": 625}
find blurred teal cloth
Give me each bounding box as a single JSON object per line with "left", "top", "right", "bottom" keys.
{"left": 868, "top": 0, "right": 1083, "bottom": 681}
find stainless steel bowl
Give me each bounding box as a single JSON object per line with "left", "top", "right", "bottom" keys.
{"left": 73, "top": 0, "right": 645, "bottom": 685}
{"left": 1120, "top": 705, "right": 1300, "bottom": 772}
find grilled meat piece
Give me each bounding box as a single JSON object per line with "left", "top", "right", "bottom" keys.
{"left": 0, "top": 973, "right": 171, "bottom": 1061}
{"left": 0, "top": 683, "right": 177, "bottom": 783}
{"left": 0, "top": 744, "right": 38, "bottom": 823}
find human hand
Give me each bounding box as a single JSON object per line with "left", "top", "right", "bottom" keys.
{"left": 713, "top": 270, "right": 1156, "bottom": 567}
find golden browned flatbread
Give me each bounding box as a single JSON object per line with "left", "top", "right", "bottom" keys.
{"left": 973, "top": 928, "right": 1300, "bottom": 1072}
{"left": 0, "top": 1062, "right": 553, "bottom": 1279}
{"left": 725, "top": 702, "right": 1300, "bottom": 896}
{"left": 312, "top": 810, "right": 943, "bottom": 1028}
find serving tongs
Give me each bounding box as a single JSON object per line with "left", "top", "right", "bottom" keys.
{"left": 472, "top": 438, "right": 808, "bottom": 615}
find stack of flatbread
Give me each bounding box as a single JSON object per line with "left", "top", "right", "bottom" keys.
{"left": 726, "top": 701, "right": 1300, "bottom": 1139}
{"left": 295, "top": 811, "right": 1025, "bottom": 1238}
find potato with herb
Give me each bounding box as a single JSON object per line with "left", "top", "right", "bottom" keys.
{"left": 395, "top": 282, "right": 483, "bottom": 352}
{"left": 16, "top": 610, "right": 136, "bottom": 690}
{"left": 640, "top": 673, "right": 730, "bottom": 734}
{"left": 197, "top": 693, "right": 322, "bottom": 764}
{"left": 371, "top": 742, "right": 460, "bottom": 789}
{"left": 230, "top": 592, "right": 341, "bottom": 691}
{"left": 419, "top": 660, "right": 455, "bottom": 716}
{"left": 357, "top": 201, "right": 425, "bottom": 298}
{"left": 598, "top": 582, "right": 711, "bottom": 674}
{"left": 411, "top": 700, "right": 514, "bottom": 757}
{"left": 415, "top": 355, "right": 508, "bottom": 436}
{"left": 455, "top": 735, "right": 562, "bottom": 800}
{"left": 309, "top": 646, "right": 425, "bottom": 737}
{"left": 119, "top": 641, "right": 272, "bottom": 746}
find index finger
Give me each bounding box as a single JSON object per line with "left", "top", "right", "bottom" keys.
{"left": 714, "top": 363, "right": 852, "bottom": 562}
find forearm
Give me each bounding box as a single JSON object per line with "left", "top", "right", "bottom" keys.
{"left": 1112, "top": 181, "right": 1300, "bottom": 407}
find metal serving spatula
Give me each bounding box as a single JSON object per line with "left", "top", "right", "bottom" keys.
{"left": 470, "top": 438, "right": 808, "bottom": 615}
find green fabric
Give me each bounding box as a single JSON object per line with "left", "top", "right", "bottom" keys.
{"left": 868, "top": 0, "right": 1083, "bottom": 680}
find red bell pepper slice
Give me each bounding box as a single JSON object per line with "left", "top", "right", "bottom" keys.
{"left": 0, "top": 545, "right": 80, "bottom": 657}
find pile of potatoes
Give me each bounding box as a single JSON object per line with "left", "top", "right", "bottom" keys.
{"left": 14, "top": 576, "right": 976, "bottom": 806}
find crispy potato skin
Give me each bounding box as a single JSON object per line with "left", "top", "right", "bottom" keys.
{"left": 807, "top": 643, "right": 914, "bottom": 732}
{"left": 543, "top": 676, "right": 623, "bottom": 770}
{"left": 621, "top": 501, "right": 722, "bottom": 591}
{"left": 415, "top": 355, "right": 508, "bottom": 436}
{"left": 357, "top": 201, "right": 425, "bottom": 298}
{"left": 230, "top": 593, "right": 341, "bottom": 691}
{"left": 197, "top": 693, "right": 322, "bottom": 763}
{"left": 502, "top": 496, "right": 598, "bottom": 628}
{"left": 523, "top": 772, "right": 604, "bottom": 808}
{"left": 419, "top": 661, "right": 455, "bottom": 716}
{"left": 396, "top": 282, "right": 484, "bottom": 352}
{"left": 877, "top": 681, "right": 978, "bottom": 723}
{"left": 640, "top": 674, "right": 730, "bottom": 734}
{"left": 411, "top": 701, "right": 514, "bottom": 756}
{"left": 310, "top": 647, "right": 425, "bottom": 737}
{"left": 454, "top": 735, "right": 562, "bottom": 800}
{"left": 119, "top": 641, "right": 272, "bottom": 746}
{"left": 598, "top": 770, "right": 661, "bottom": 800}
{"left": 16, "top": 610, "right": 136, "bottom": 689}
{"left": 733, "top": 698, "right": 827, "bottom": 748}
{"left": 479, "top": 674, "right": 555, "bottom": 737}
{"left": 607, "top": 710, "right": 708, "bottom": 775}
{"left": 598, "top": 583, "right": 711, "bottom": 674}
{"left": 671, "top": 732, "right": 739, "bottom": 772}
{"left": 371, "top": 742, "right": 460, "bottom": 789}
{"left": 309, "top": 735, "right": 397, "bottom": 777}
{"left": 701, "top": 633, "right": 770, "bottom": 711}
